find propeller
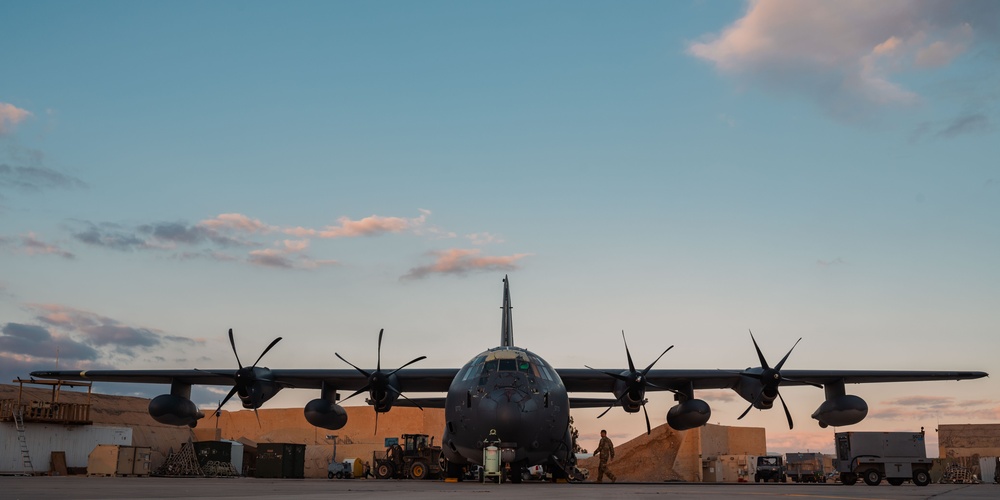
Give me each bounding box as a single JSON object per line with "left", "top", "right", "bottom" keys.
{"left": 335, "top": 328, "right": 426, "bottom": 433}
{"left": 736, "top": 330, "right": 821, "bottom": 430}
{"left": 585, "top": 330, "right": 673, "bottom": 435}
{"left": 199, "top": 328, "right": 284, "bottom": 426}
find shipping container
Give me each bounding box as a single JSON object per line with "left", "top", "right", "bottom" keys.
{"left": 256, "top": 443, "right": 305, "bottom": 478}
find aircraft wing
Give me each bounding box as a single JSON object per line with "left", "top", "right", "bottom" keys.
{"left": 556, "top": 368, "right": 988, "bottom": 392}
{"left": 391, "top": 397, "right": 448, "bottom": 409}
{"left": 29, "top": 368, "right": 460, "bottom": 393}
{"left": 33, "top": 367, "right": 986, "bottom": 393}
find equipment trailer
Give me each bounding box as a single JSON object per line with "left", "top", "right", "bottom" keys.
{"left": 835, "top": 431, "right": 932, "bottom": 486}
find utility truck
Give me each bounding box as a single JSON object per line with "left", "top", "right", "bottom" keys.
{"left": 786, "top": 452, "right": 827, "bottom": 483}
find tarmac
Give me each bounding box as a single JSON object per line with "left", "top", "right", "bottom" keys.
{"left": 2, "top": 477, "right": 998, "bottom": 500}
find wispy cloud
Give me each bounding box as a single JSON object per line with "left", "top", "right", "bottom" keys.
{"left": 247, "top": 240, "right": 339, "bottom": 270}
{"left": 870, "top": 396, "right": 1000, "bottom": 421}
{"left": 0, "top": 233, "right": 75, "bottom": 259}
{"left": 401, "top": 248, "right": 531, "bottom": 280}
{"left": 466, "top": 232, "right": 504, "bottom": 245}
{"left": 0, "top": 164, "right": 87, "bottom": 192}
{"left": 0, "top": 102, "right": 31, "bottom": 134}
{"left": 687, "top": 0, "right": 1000, "bottom": 122}
{"left": 936, "top": 113, "right": 992, "bottom": 138}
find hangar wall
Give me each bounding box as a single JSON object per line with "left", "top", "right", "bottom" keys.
{"left": 938, "top": 424, "right": 1000, "bottom": 458}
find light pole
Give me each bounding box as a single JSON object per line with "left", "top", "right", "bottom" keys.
{"left": 326, "top": 434, "right": 338, "bottom": 463}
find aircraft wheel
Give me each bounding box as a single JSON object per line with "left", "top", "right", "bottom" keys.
{"left": 375, "top": 462, "right": 394, "bottom": 479}
{"left": 445, "top": 460, "right": 464, "bottom": 481}
{"left": 510, "top": 462, "right": 531, "bottom": 484}
{"left": 863, "top": 469, "right": 882, "bottom": 486}
{"left": 912, "top": 469, "right": 931, "bottom": 487}
{"left": 841, "top": 472, "right": 858, "bottom": 485}
{"left": 409, "top": 461, "right": 428, "bottom": 480}
{"left": 887, "top": 478, "right": 904, "bottom": 486}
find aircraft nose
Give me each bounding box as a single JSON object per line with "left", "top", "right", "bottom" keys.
{"left": 477, "top": 396, "right": 524, "bottom": 441}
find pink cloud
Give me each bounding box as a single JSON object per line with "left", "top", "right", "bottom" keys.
{"left": 198, "top": 213, "right": 275, "bottom": 233}
{"left": 20, "top": 232, "right": 74, "bottom": 259}
{"left": 402, "top": 248, "right": 531, "bottom": 280}
{"left": 686, "top": 0, "right": 994, "bottom": 116}
{"left": 284, "top": 211, "right": 429, "bottom": 239}
{"left": 0, "top": 102, "right": 31, "bottom": 134}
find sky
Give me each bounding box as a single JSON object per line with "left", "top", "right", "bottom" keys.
{"left": 1, "top": 0, "right": 998, "bottom": 456}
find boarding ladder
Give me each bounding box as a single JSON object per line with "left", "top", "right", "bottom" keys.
{"left": 13, "top": 408, "right": 34, "bottom": 474}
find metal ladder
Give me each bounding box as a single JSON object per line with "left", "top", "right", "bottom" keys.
{"left": 13, "top": 408, "right": 35, "bottom": 474}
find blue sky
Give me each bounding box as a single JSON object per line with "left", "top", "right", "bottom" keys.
{"left": 2, "top": 0, "right": 998, "bottom": 454}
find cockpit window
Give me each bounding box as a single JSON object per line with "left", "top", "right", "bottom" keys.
{"left": 531, "top": 355, "right": 553, "bottom": 381}
{"left": 462, "top": 350, "right": 554, "bottom": 384}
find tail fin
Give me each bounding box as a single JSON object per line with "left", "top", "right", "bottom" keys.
{"left": 500, "top": 275, "right": 514, "bottom": 347}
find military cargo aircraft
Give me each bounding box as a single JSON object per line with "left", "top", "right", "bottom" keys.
{"left": 31, "top": 276, "right": 987, "bottom": 481}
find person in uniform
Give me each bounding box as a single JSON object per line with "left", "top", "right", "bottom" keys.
{"left": 595, "top": 429, "right": 617, "bottom": 483}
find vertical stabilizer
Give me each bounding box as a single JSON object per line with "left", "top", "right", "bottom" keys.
{"left": 500, "top": 275, "right": 514, "bottom": 347}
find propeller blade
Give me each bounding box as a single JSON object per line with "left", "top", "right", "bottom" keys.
{"left": 644, "top": 381, "right": 677, "bottom": 393}
{"left": 642, "top": 403, "right": 651, "bottom": 435}
{"left": 597, "top": 390, "right": 631, "bottom": 418}
{"left": 777, "top": 390, "right": 794, "bottom": 430}
{"left": 340, "top": 384, "right": 371, "bottom": 403}
{"left": 387, "top": 385, "right": 425, "bottom": 411}
{"left": 774, "top": 337, "right": 802, "bottom": 372}
{"left": 376, "top": 328, "right": 384, "bottom": 372}
{"left": 749, "top": 330, "right": 769, "bottom": 369}
{"left": 641, "top": 346, "right": 673, "bottom": 376}
{"left": 597, "top": 404, "right": 615, "bottom": 419}
{"left": 738, "top": 389, "right": 766, "bottom": 420}
{"left": 251, "top": 337, "right": 283, "bottom": 368}
{"left": 335, "top": 353, "right": 372, "bottom": 378}
{"left": 386, "top": 356, "right": 428, "bottom": 377}
{"left": 229, "top": 328, "right": 243, "bottom": 369}
{"left": 622, "top": 331, "right": 636, "bottom": 373}
{"left": 782, "top": 377, "right": 823, "bottom": 389}
{"left": 213, "top": 386, "right": 240, "bottom": 417}
{"left": 584, "top": 365, "right": 631, "bottom": 383}
{"left": 374, "top": 411, "right": 380, "bottom": 435}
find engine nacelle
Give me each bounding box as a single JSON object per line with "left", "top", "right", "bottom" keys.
{"left": 735, "top": 376, "right": 776, "bottom": 410}
{"left": 811, "top": 394, "right": 868, "bottom": 428}
{"left": 149, "top": 394, "right": 205, "bottom": 427}
{"left": 617, "top": 383, "right": 645, "bottom": 414}
{"left": 666, "top": 399, "right": 711, "bottom": 430}
{"left": 304, "top": 399, "right": 349, "bottom": 430}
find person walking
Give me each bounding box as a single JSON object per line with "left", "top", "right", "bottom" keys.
{"left": 595, "top": 429, "right": 617, "bottom": 483}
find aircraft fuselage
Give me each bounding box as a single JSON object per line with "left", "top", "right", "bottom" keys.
{"left": 441, "top": 346, "right": 573, "bottom": 468}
